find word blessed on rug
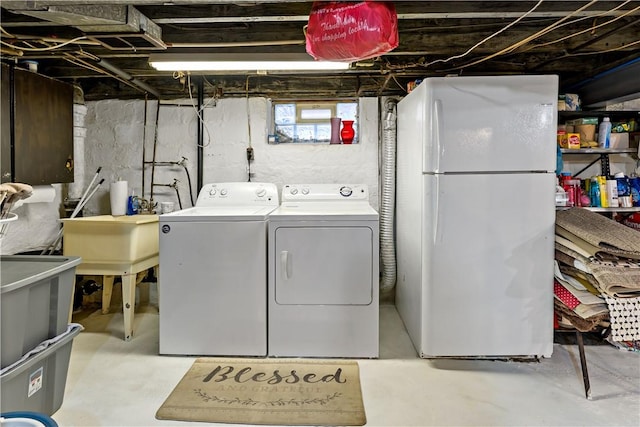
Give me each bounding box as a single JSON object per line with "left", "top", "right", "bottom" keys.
{"left": 156, "top": 358, "right": 366, "bottom": 426}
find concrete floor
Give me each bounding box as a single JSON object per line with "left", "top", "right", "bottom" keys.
{"left": 53, "top": 298, "right": 640, "bottom": 427}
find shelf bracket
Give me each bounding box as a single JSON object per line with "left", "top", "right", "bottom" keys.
{"left": 573, "top": 157, "right": 600, "bottom": 178}
{"left": 599, "top": 154, "right": 610, "bottom": 177}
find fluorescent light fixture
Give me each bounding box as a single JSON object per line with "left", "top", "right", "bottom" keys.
{"left": 148, "top": 53, "right": 350, "bottom": 72}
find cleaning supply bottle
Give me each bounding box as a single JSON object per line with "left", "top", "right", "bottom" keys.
{"left": 598, "top": 117, "right": 612, "bottom": 148}
{"left": 590, "top": 177, "right": 601, "bottom": 207}
{"left": 555, "top": 177, "right": 568, "bottom": 207}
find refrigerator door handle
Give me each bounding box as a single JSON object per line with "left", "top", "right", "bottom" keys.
{"left": 280, "top": 250, "right": 292, "bottom": 280}
{"left": 432, "top": 177, "right": 440, "bottom": 244}
{"left": 432, "top": 99, "right": 443, "bottom": 171}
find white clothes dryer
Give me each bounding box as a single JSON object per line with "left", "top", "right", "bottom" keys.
{"left": 267, "top": 184, "right": 379, "bottom": 358}
{"left": 158, "top": 182, "right": 279, "bottom": 356}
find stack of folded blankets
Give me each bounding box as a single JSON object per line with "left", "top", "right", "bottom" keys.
{"left": 554, "top": 208, "right": 640, "bottom": 346}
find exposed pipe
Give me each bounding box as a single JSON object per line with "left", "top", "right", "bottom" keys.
{"left": 150, "top": 100, "right": 160, "bottom": 201}
{"left": 196, "top": 76, "right": 204, "bottom": 193}
{"left": 380, "top": 99, "right": 397, "bottom": 293}
{"left": 167, "top": 40, "right": 303, "bottom": 48}
{"left": 94, "top": 57, "right": 161, "bottom": 99}
{"left": 142, "top": 95, "right": 148, "bottom": 198}
{"left": 144, "top": 157, "right": 195, "bottom": 206}
{"left": 152, "top": 179, "right": 182, "bottom": 210}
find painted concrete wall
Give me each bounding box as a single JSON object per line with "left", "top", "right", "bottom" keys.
{"left": 0, "top": 97, "right": 380, "bottom": 254}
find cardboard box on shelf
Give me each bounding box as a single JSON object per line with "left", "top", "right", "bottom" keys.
{"left": 574, "top": 124, "right": 596, "bottom": 145}
{"left": 558, "top": 94, "right": 581, "bottom": 111}
{"left": 558, "top": 132, "right": 581, "bottom": 149}
{"left": 610, "top": 132, "right": 630, "bottom": 149}
{"left": 629, "top": 131, "right": 639, "bottom": 149}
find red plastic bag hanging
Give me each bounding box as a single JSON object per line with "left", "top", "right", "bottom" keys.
{"left": 305, "top": 1, "right": 399, "bottom": 62}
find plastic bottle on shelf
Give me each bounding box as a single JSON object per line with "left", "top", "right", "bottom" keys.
{"left": 555, "top": 178, "right": 568, "bottom": 207}
{"left": 616, "top": 172, "right": 632, "bottom": 207}
{"left": 598, "top": 117, "right": 612, "bottom": 148}
{"left": 590, "top": 177, "right": 601, "bottom": 207}
{"left": 598, "top": 175, "right": 609, "bottom": 207}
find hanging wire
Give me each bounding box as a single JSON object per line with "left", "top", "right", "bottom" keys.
{"left": 443, "top": 0, "right": 602, "bottom": 71}
{"left": 0, "top": 34, "right": 92, "bottom": 51}
{"left": 421, "top": 0, "right": 545, "bottom": 68}
{"left": 184, "top": 73, "right": 212, "bottom": 148}
{"left": 521, "top": 2, "right": 640, "bottom": 52}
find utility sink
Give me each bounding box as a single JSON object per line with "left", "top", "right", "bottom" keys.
{"left": 61, "top": 215, "right": 159, "bottom": 270}
{"left": 61, "top": 215, "right": 159, "bottom": 341}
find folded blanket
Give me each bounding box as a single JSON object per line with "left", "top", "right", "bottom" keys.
{"left": 556, "top": 208, "right": 640, "bottom": 259}
{"left": 554, "top": 279, "right": 609, "bottom": 319}
{"left": 555, "top": 240, "right": 640, "bottom": 298}
{"left": 589, "top": 262, "right": 640, "bottom": 298}
{"left": 558, "top": 264, "right": 602, "bottom": 295}
{"left": 554, "top": 299, "right": 609, "bottom": 332}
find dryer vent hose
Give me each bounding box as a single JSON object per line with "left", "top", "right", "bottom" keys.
{"left": 380, "top": 100, "right": 397, "bottom": 292}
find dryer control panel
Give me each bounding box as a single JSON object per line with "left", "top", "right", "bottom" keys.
{"left": 282, "top": 184, "right": 369, "bottom": 202}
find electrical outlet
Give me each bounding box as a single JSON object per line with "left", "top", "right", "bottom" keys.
{"left": 246, "top": 147, "right": 254, "bottom": 161}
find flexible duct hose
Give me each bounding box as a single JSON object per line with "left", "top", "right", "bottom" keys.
{"left": 380, "top": 100, "right": 397, "bottom": 292}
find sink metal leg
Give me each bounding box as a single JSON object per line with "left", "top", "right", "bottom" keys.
{"left": 576, "top": 331, "right": 592, "bottom": 400}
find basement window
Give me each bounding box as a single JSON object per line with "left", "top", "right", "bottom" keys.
{"left": 269, "top": 100, "right": 358, "bottom": 144}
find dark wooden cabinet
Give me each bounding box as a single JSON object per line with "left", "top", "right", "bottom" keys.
{"left": 1, "top": 64, "right": 74, "bottom": 184}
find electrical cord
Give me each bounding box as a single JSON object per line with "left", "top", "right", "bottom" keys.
{"left": 443, "top": 0, "right": 601, "bottom": 72}
{"left": 185, "top": 73, "right": 212, "bottom": 148}
{"left": 421, "top": 0, "right": 545, "bottom": 68}
{"left": 521, "top": 2, "right": 640, "bottom": 52}
{"left": 0, "top": 34, "right": 92, "bottom": 51}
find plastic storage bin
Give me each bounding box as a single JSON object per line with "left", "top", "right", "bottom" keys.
{"left": 0, "top": 325, "right": 82, "bottom": 415}
{"left": 61, "top": 215, "right": 159, "bottom": 266}
{"left": 0, "top": 412, "right": 59, "bottom": 427}
{"left": 0, "top": 256, "right": 81, "bottom": 370}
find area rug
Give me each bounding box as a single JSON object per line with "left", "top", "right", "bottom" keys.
{"left": 555, "top": 208, "right": 640, "bottom": 259}
{"left": 156, "top": 358, "right": 366, "bottom": 426}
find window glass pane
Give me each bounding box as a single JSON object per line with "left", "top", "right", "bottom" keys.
{"left": 337, "top": 103, "right": 357, "bottom": 121}
{"left": 275, "top": 104, "right": 295, "bottom": 125}
{"left": 275, "top": 125, "right": 294, "bottom": 143}
{"left": 295, "top": 124, "right": 316, "bottom": 142}
{"left": 270, "top": 100, "right": 358, "bottom": 144}
{"left": 316, "top": 124, "right": 331, "bottom": 143}
{"left": 301, "top": 108, "right": 332, "bottom": 120}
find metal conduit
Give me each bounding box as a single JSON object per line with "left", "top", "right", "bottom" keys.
{"left": 95, "top": 57, "right": 161, "bottom": 99}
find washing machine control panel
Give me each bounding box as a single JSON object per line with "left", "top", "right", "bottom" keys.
{"left": 282, "top": 184, "right": 369, "bottom": 202}
{"left": 196, "top": 182, "right": 280, "bottom": 207}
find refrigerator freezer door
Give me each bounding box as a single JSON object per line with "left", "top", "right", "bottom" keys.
{"left": 413, "top": 75, "right": 558, "bottom": 173}
{"left": 421, "top": 173, "right": 555, "bottom": 357}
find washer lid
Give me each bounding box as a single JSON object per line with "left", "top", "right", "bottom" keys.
{"left": 160, "top": 205, "right": 277, "bottom": 221}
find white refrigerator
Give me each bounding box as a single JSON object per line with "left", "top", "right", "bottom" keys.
{"left": 395, "top": 75, "right": 558, "bottom": 358}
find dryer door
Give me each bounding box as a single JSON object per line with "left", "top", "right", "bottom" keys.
{"left": 274, "top": 226, "right": 373, "bottom": 305}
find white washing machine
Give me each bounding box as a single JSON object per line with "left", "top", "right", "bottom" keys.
{"left": 268, "top": 184, "right": 379, "bottom": 358}
{"left": 158, "top": 182, "right": 279, "bottom": 356}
